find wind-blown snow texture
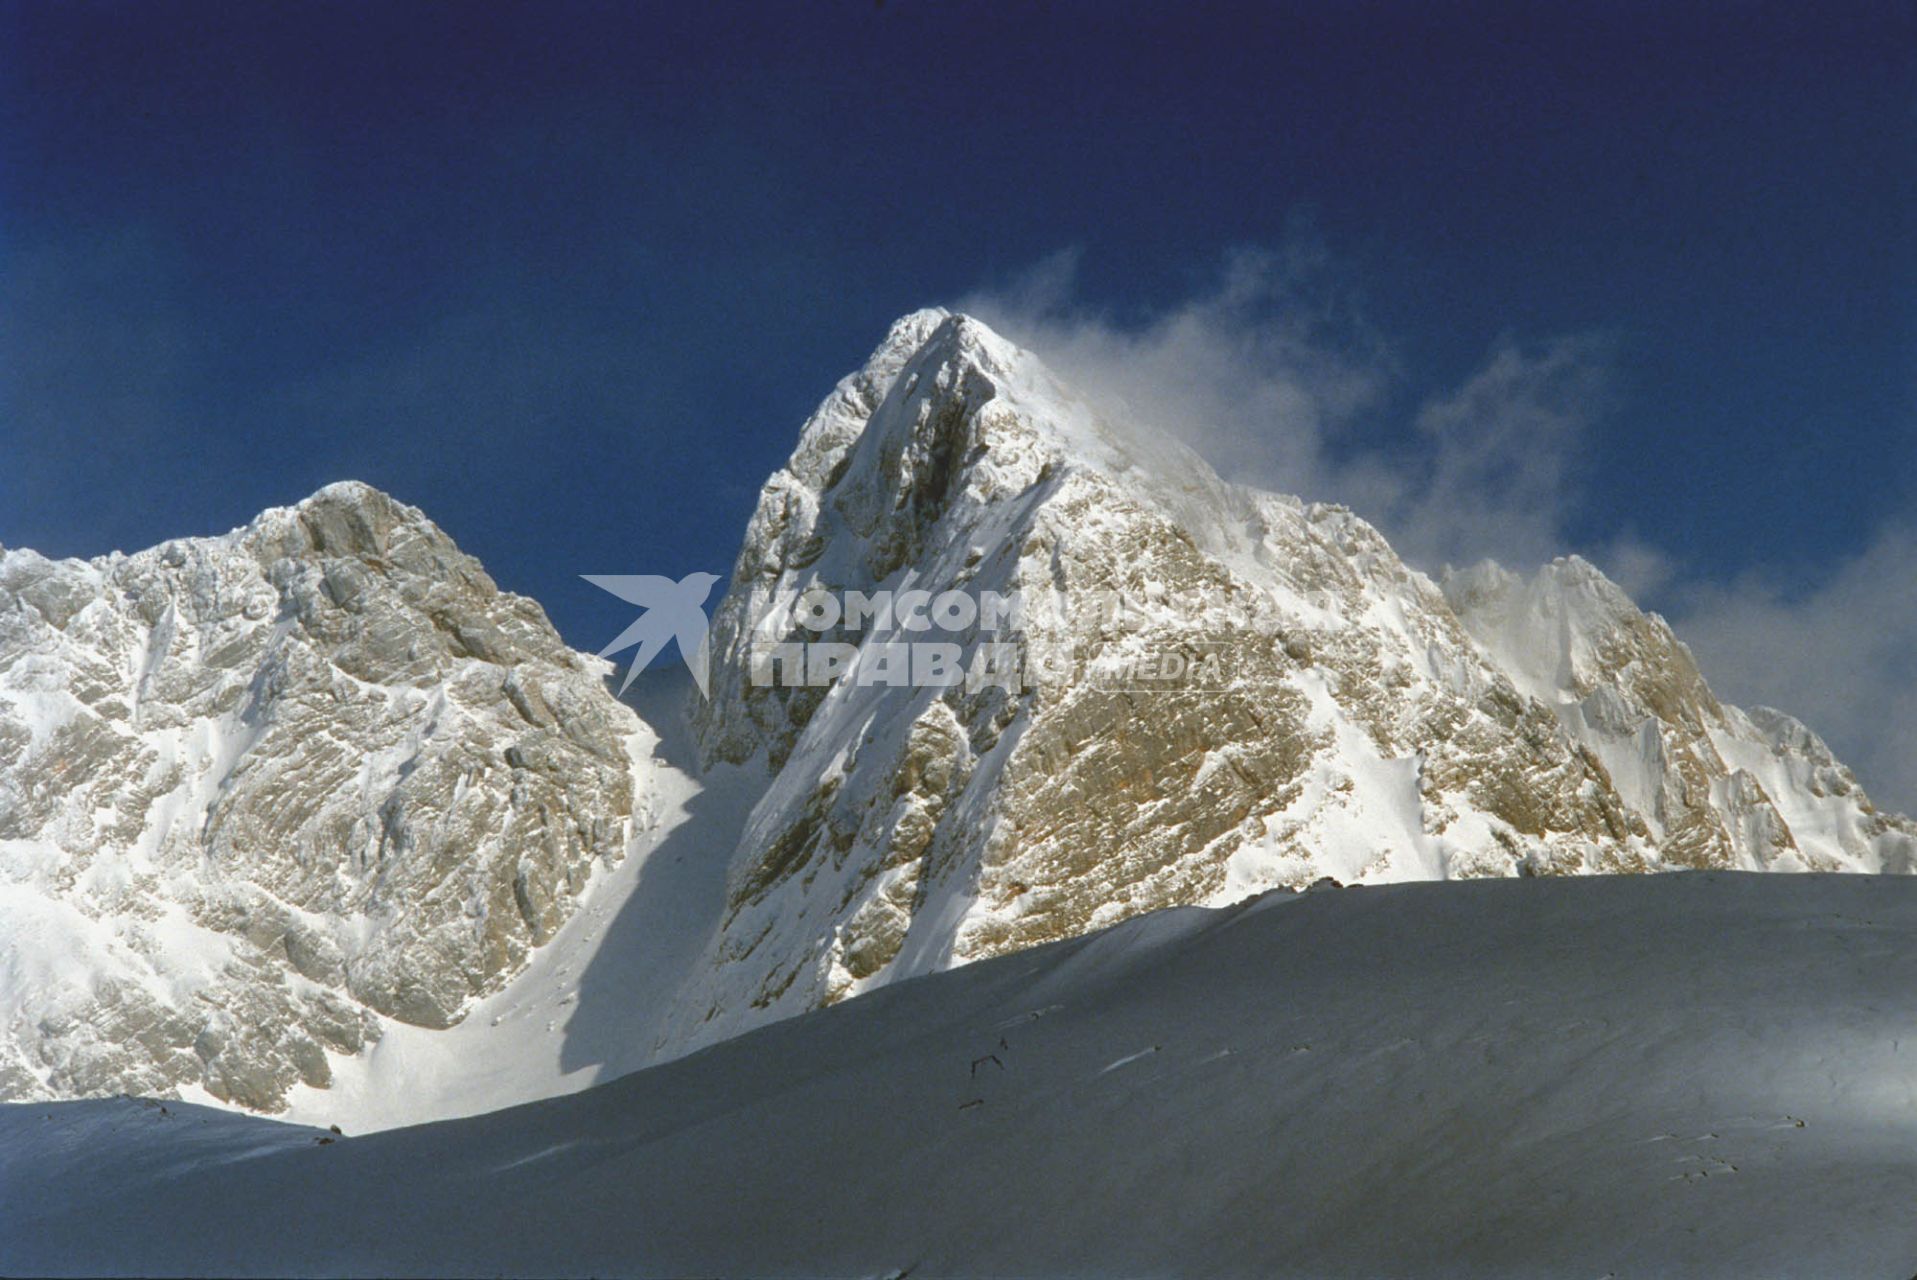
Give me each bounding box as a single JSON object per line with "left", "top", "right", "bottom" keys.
{"left": 10, "top": 873, "right": 1917, "bottom": 1279}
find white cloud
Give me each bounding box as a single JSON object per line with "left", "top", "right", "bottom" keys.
{"left": 1593, "top": 533, "right": 1682, "bottom": 600}
{"left": 962, "top": 244, "right": 1391, "bottom": 510}
{"left": 1662, "top": 528, "right": 1917, "bottom": 814}
{"left": 961, "top": 247, "right": 1917, "bottom": 815}
{"left": 961, "top": 245, "right": 1609, "bottom": 572}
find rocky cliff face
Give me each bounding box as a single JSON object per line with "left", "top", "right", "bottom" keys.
{"left": 1441, "top": 558, "right": 1914, "bottom": 876}
{"left": 8, "top": 315, "right": 1911, "bottom": 1114}
{"left": 0, "top": 483, "right": 638, "bottom": 1109}
{"left": 669, "top": 310, "right": 1917, "bottom": 1055}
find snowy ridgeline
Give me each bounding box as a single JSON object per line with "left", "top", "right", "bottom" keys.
{"left": 667, "top": 308, "right": 1917, "bottom": 1061}
{"left": 10, "top": 872, "right": 1917, "bottom": 1279}
{"left": 4, "top": 307, "right": 1915, "bottom": 1127}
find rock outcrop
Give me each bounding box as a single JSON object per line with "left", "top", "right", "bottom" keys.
{"left": 8, "top": 315, "right": 1911, "bottom": 1110}
{"left": 0, "top": 483, "right": 638, "bottom": 1109}
{"left": 667, "top": 310, "right": 1917, "bottom": 1055}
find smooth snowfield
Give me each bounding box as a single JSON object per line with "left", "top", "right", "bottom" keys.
{"left": 10, "top": 873, "right": 1917, "bottom": 1279}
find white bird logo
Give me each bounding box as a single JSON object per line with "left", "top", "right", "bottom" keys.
{"left": 583, "top": 571, "right": 723, "bottom": 697}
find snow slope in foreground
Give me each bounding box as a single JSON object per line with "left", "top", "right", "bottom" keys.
{"left": 9, "top": 872, "right": 1917, "bottom": 1279}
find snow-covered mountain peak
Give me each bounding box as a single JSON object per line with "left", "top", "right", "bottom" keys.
{"left": 760, "top": 308, "right": 1272, "bottom": 594}
{"left": 247, "top": 478, "right": 435, "bottom": 555}
{"left": 0, "top": 483, "right": 643, "bottom": 1109}
{"left": 668, "top": 310, "right": 1917, "bottom": 1057}
{"left": 7, "top": 316, "right": 1915, "bottom": 1126}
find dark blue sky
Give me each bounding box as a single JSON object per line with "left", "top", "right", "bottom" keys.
{"left": 3, "top": 0, "right": 1912, "bottom": 653}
